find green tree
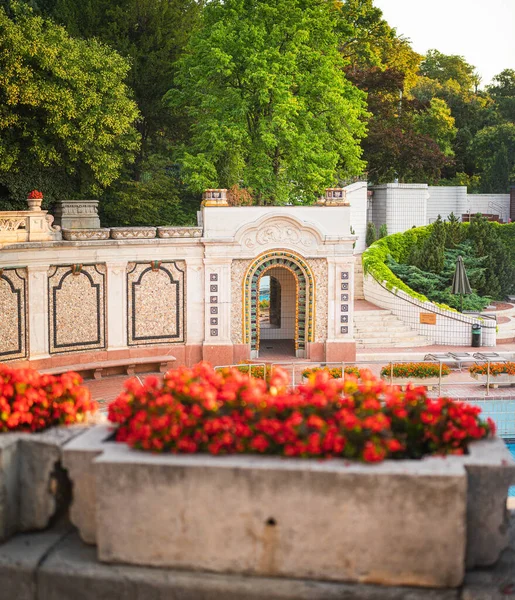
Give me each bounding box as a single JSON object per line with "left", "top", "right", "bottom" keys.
{"left": 167, "top": 0, "right": 368, "bottom": 204}
{"left": 487, "top": 69, "right": 515, "bottom": 123}
{"left": 6, "top": 0, "right": 202, "bottom": 173}
{"left": 471, "top": 124, "right": 515, "bottom": 193}
{"left": 366, "top": 222, "right": 377, "bottom": 247}
{"left": 413, "top": 98, "right": 457, "bottom": 157}
{"left": 410, "top": 216, "right": 446, "bottom": 273}
{"left": 378, "top": 223, "right": 388, "bottom": 239}
{"left": 0, "top": 5, "right": 140, "bottom": 206}
{"left": 420, "top": 49, "right": 480, "bottom": 92}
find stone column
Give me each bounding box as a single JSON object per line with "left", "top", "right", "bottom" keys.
{"left": 185, "top": 258, "right": 204, "bottom": 365}
{"left": 202, "top": 257, "right": 233, "bottom": 366}
{"left": 106, "top": 262, "right": 127, "bottom": 352}
{"left": 27, "top": 265, "right": 50, "bottom": 359}
{"left": 325, "top": 256, "right": 356, "bottom": 362}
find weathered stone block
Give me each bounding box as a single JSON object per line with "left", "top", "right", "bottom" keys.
{"left": 95, "top": 444, "right": 467, "bottom": 588}
{"left": 461, "top": 439, "right": 515, "bottom": 569}
{"left": 38, "top": 530, "right": 459, "bottom": 600}
{"left": 62, "top": 425, "right": 111, "bottom": 544}
{"left": 0, "top": 426, "right": 85, "bottom": 542}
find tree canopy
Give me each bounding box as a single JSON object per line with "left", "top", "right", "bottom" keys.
{"left": 166, "top": 0, "right": 368, "bottom": 204}
{"left": 0, "top": 4, "right": 140, "bottom": 205}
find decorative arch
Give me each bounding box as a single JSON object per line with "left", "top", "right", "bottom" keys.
{"left": 242, "top": 250, "right": 315, "bottom": 357}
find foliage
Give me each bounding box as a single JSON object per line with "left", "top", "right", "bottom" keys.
{"left": 409, "top": 215, "right": 446, "bottom": 274}
{"left": 20, "top": 0, "right": 202, "bottom": 173}
{"left": 167, "top": 0, "right": 368, "bottom": 204}
{"left": 378, "top": 223, "right": 388, "bottom": 239}
{"left": 0, "top": 365, "right": 97, "bottom": 432}
{"left": 108, "top": 362, "right": 494, "bottom": 460}
{"left": 380, "top": 363, "right": 450, "bottom": 379}
{"left": 366, "top": 221, "right": 377, "bottom": 247}
{"left": 470, "top": 124, "right": 515, "bottom": 193}
{"left": 259, "top": 299, "right": 270, "bottom": 309}
{"left": 387, "top": 244, "right": 491, "bottom": 312}
{"left": 487, "top": 69, "right": 515, "bottom": 123}
{"left": 99, "top": 155, "right": 198, "bottom": 227}
{"left": 467, "top": 215, "right": 515, "bottom": 299}
{"left": 0, "top": 5, "right": 140, "bottom": 206}
{"left": 420, "top": 50, "right": 481, "bottom": 92}
{"left": 469, "top": 362, "right": 515, "bottom": 376}
{"left": 413, "top": 97, "right": 457, "bottom": 157}
{"left": 363, "top": 219, "right": 515, "bottom": 313}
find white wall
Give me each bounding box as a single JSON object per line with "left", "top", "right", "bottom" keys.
{"left": 260, "top": 267, "right": 296, "bottom": 340}
{"left": 467, "top": 194, "right": 510, "bottom": 222}
{"left": 427, "top": 187, "right": 468, "bottom": 223}
{"left": 363, "top": 274, "right": 496, "bottom": 347}
{"left": 370, "top": 184, "right": 428, "bottom": 234}
{"left": 346, "top": 181, "right": 368, "bottom": 254}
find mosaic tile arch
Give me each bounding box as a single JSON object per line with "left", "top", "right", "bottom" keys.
{"left": 48, "top": 264, "right": 106, "bottom": 354}
{"left": 0, "top": 268, "right": 28, "bottom": 361}
{"left": 127, "top": 261, "right": 185, "bottom": 346}
{"left": 242, "top": 250, "right": 315, "bottom": 354}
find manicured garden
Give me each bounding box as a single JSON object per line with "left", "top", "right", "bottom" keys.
{"left": 363, "top": 216, "right": 515, "bottom": 312}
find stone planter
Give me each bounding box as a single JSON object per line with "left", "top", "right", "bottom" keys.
{"left": 157, "top": 226, "right": 203, "bottom": 238}
{"left": 62, "top": 427, "right": 515, "bottom": 589}
{"left": 110, "top": 227, "right": 157, "bottom": 239}
{"left": 27, "top": 197, "right": 43, "bottom": 211}
{"left": 381, "top": 376, "right": 446, "bottom": 391}
{"left": 62, "top": 228, "right": 110, "bottom": 241}
{"left": 470, "top": 373, "right": 515, "bottom": 388}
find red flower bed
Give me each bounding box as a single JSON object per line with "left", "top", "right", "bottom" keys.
{"left": 108, "top": 362, "right": 495, "bottom": 462}
{"left": 0, "top": 364, "right": 97, "bottom": 432}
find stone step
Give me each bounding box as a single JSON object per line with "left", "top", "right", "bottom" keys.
{"left": 353, "top": 328, "right": 417, "bottom": 338}
{"left": 356, "top": 339, "right": 432, "bottom": 348}
{"left": 353, "top": 309, "right": 393, "bottom": 318}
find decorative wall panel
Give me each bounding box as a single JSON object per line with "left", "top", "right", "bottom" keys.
{"left": 48, "top": 264, "right": 106, "bottom": 354}
{"left": 127, "top": 261, "right": 185, "bottom": 346}
{"left": 0, "top": 268, "right": 28, "bottom": 360}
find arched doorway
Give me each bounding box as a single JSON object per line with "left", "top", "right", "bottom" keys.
{"left": 243, "top": 250, "right": 315, "bottom": 358}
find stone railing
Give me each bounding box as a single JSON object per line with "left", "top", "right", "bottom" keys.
{"left": 0, "top": 210, "right": 61, "bottom": 247}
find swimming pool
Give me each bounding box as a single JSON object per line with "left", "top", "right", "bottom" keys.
{"left": 505, "top": 443, "right": 515, "bottom": 497}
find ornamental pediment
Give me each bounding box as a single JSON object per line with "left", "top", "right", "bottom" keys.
{"left": 235, "top": 215, "right": 323, "bottom": 251}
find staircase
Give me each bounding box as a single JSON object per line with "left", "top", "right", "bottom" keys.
{"left": 354, "top": 308, "right": 431, "bottom": 349}
{"left": 354, "top": 256, "right": 365, "bottom": 301}
{"left": 497, "top": 305, "right": 515, "bottom": 343}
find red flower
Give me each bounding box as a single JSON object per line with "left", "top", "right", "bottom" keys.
{"left": 27, "top": 190, "right": 43, "bottom": 199}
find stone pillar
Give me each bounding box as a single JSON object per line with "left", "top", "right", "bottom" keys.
{"left": 53, "top": 200, "right": 100, "bottom": 230}
{"left": 325, "top": 256, "right": 356, "bottom": 362}
{"left": 202, "top": 257, "right": 233, "bottom": 366}
{"left": 185, "top": 258, "right": 204, "bottom": 365}
{"left": 202, "top": 189, "right": 228, "bottom": 207}
{"left": 106, "top": 262, "right": 127, "bottom": 351}
{"left": 27, "top": 265, "right": 50, "bottom": 359}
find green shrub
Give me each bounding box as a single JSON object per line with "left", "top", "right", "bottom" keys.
{"left": 365, "top": 222, "right": 377, "bottom": 247}
{"left": 378, "top": 224, "right": 388, "bottom": 239}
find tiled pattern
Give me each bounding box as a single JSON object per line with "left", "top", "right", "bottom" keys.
{"left": 0, "top": 268, "right": 27, "bottom": 360}
{"left": 231, "top": 259, "right": 252, "bottom": 344}
{"left": 127, "top": 261, "right": 185, "bottom": 346}
{"left": 306, "top": 258, "right": 328, "bottom": 343}
{"left": 242, "top": 251, "right": 315, "bottom": 354}
{"left": 48, "top": 264, "right": 106, "bottom": 354}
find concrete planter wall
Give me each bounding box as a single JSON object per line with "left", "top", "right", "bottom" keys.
{"left": 61, "top": 426, "right": 515, "bottom": 589}
{"left": 381, "top": 376, "right": 448, "bottom": 390}
{"left": 470, "top": 373, "right": 515, "bottom": 387}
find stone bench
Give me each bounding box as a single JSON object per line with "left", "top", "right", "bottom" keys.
{"left": 40, "top": 355, "right": 176, "bottom": 380}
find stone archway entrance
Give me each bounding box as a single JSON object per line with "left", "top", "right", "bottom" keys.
{"left": 243, "top": 250, "right": 315, "bottom": 358}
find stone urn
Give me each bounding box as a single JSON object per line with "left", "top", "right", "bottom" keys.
{"left": 27, "top": 190, "right": 43, "bottom": 211}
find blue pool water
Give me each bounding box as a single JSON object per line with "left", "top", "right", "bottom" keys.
{"left": 507, "top": 443, "right": 515, "bottom": 497}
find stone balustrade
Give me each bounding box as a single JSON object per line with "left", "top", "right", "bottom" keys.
{"left": 0, "top": 210, "right": 61, "bottom": 247}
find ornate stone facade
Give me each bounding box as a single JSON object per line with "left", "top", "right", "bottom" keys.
{"left": 0, "top": 268, "right": 28, "bottom": 360}
{"left": 111, "top": 227, "right": 157, "bottom": 239}
{"left": 240, "top": 218, "right": 318, "bottom": 250}
{"left": 48, "top": 264, "right": 106, "bottom": 354}
{"left": 157, "top": 227, "right": 203, "bottom": 238}
{"left": 127, "top": 261, "right": 185, "bottom": 346}
{"left": 62, "top": 229, "right": 110, "bottom": 241}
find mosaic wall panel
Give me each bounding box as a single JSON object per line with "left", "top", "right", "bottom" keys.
{"left": 127, "top": 261, "right": 185, "bottom": 346}
{"left": 48, "top": 264, "right": 106, "bottom": 354}
{"left": 306, "top": 258, "right": 328, "bottom": 343}
{"left": 0, "top": 268, "right": 28, "bottom": 361}
{"left": 231, "top": 259, "right": 251, "bottom": 344}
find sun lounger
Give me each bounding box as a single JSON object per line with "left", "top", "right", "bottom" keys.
{"left": 472, "top": 352, "right": 507, "bottom": 363}
{"left": 448, "top": 352, "right": 475, "bottom": 370}
{"left": 424, "top": 353, "right": 469, "bottom": 370}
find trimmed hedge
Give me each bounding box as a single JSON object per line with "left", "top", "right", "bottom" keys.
{"left": 362, "top": 221, "right": 515, "bottom": 312}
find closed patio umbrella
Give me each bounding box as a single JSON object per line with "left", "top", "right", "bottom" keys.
{"left": 451, "top": 255, "right": 472, "bottom": 312}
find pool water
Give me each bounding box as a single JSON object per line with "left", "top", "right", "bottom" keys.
{"left": 506, "top": 443, "right": 515, "bottom": 497}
